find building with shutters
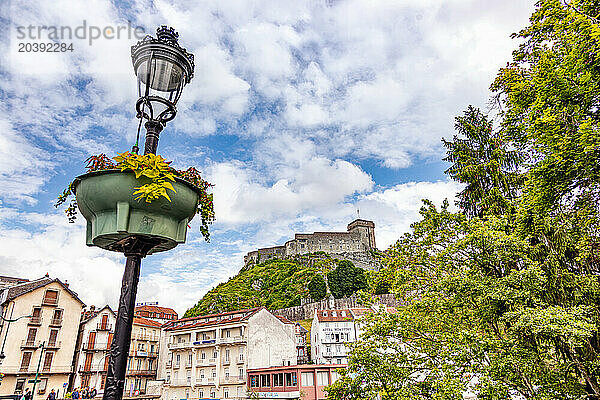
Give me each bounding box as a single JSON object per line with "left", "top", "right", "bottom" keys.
{"left": 73, "top": 305, "right": 116, "bottom": 392}
{"left": 124, "top": 317, "right": 162, "bottom": 396}
{"left": 73, "top": 308, "right": 162, "bottom": 396}
{"left": 158, "top": 307, "right": 296, "bottom": 400}
{"left": 0, "top": 276, "right": 84, "bottom": 399}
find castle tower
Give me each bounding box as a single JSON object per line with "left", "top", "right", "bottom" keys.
{"left": 347, "top": 219, "right": 376, "bottom": 250}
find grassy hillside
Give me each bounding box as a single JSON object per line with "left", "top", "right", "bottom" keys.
{"left": 184, "top": 253, "right": 337, "bottom": 318}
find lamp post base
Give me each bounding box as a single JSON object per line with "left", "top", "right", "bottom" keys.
{"left": 102, "top": 237, "right": 162, "bottom": 400}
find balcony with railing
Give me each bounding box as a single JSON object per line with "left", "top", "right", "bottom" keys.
{"left": 78, "top": 366, "right": 107, "bottom": 374}
{"left": 194, "top": 377, "right": 215, "bottom": 386}
{"left": 49, "top": 317, "right": 63, "bottom": 327}
{"left": 28, "top": 316, "right": 42, "bottom": 326}
{"left": 185, "top": 360, "right": 193, "bottom": 368}
{"left": 237, "top": 356, "right": 245, "bottom": 364}
{"left": 82, "top": 342, "right": 108, "bottom": 351}
{"left": 97, "top": 323, "right": 113, "bottom": 331}
{"left": 222, "top": 358, "right": 230, "bottom": 365}
{"left": 167, "top": 342, "right": 191, "bottom": 350}
{"left": 135, "top": 333, "right": 160, "bottom": 342}
{"left": 21, "top": 340, "right": 40, "bottom": 349}
{"left": 46, "top": 341, "right": 61, "bottom": 349}
{"left": 41, "top": 297, "right": 59, "bottom": 307}
{"left": 126, "top": 369, "right": 157, "bottom": 376}
{"left": 219, "top": 335, "right": 246, "bottom": 345}
{"left": 220, "top": 375, "right": 245, "bottom": 385}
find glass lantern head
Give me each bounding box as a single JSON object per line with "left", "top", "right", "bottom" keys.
{"left": 131, "top": 26, "right": 195, "bottom": 124}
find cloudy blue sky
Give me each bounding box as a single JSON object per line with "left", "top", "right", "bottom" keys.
{"left": 0, "top": 0, "right": 534, "bottom": 314}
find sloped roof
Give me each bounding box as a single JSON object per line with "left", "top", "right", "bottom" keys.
{"left": 164, "top": 307, "right": 264, "bottom": 331}
{"left": 2, "top": 277, "right": 85, "bottom": 306}
{"left": 135, "top": 305, "right": 178, "bottom": 317}
{"left": 316, "top": 309, "right": 354, "bottom": 322}
{"left": 133, "top": 317, "right": 163, "bottom": 328}
{"left": 81, "top": 305, "right": 116, "bottom": 324}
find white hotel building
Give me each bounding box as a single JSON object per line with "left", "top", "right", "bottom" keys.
{"left": 310, "top": 308, "right": 375, "bottom": 365}
{"left": 158, "top": 307, "right": 296, "bottom": 400}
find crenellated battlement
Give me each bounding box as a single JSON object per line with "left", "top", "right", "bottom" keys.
{"left": 244, "top": 219, "right": 376, "bottom": 265}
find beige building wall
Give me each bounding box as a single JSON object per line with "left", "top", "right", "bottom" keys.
{"left": 124, "top": 319, "right": 161, "bottom": 395}
{"left": 0, "top": 280, "right": 84, "bottom": 400}
{"left": 159, "top": 308, "right": 296, "bottom": 400}
{"left": 73, "top": 307, "right": 116, "bottom": 391}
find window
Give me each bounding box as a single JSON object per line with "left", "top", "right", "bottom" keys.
{"left": 42, "top": 352, "right": 53, "bottom": 371}
{"left": 273, "top": 373, "right": 284, "bottom": 387}
{"left": 31, "top": 307, "right": 42, "bottom": 324}
{"left": 43, "top": 289, "right": 59, "bottom": 306}
{"left": 336, "top": 358, "right": 342, "bottom": 364}
{"left": 20, "top": 352, "right": 32, "bottom": 371}
{"left": 225, "top": 368, "right": 229, "bottom": 378}
{"left": 201, "top": 352, "right": 206, "bottom": 360}
{"left": 238, "top": 368, "right": 244, "bottom": 378}
{"left": 199, "top": 390, "right": 204, "bottom": 398}
{"left": 226, "top": 330, "right": 230, "bottom": 338}
{"left": 15, "top": 379, "right": 25, "bottom": 394}
{"left": 341, "top": 311, "right": 346, "bottom": 317}
{"left": 48, "top": 329, "right": 58, "bottom": 346}
{"left": 260, "top": 374, "right": 270, "bottom": 387}
{"left": 100, "top": 374, "right": 106, "bottom": 389}
{"left": 322, "top": 311, "right": 327, "bottom": 317}
{"left": 210, "top": 391, "right": 216, "bottom": 398}
{"left": 212, "top": 368, "right": 216, "bottom": 378}
{"left": 38, "top": 378, "right": 48, "bottom": 394}
{"left": 223, "top": 389, "right": 229, "bottom": 398}
{"left": 225, "top": 349, "right": 230, "bottom": 362}
{"left": 26, "top": 327, "right": 37, "bottom": 345}
{"left": 212, "top": 350, "right": 217, "bottom": 359}
{"left": 199, "top": 369, "right": 205, "bottom": 379}
{"left": 331, "top": 371, "right": 341, "bottom": 383}
{"left": 250, "top": 376, "right": 259, "bottom": 388}
{"left": 317, "top": 371, "right": 329, "bottom": 386}
{"left": 285, "top": 373, "right": 297, "bottom": 387}
{"left": 332, "top": 311, "right": 337, "bottom": 317}
{"left": 185, "top": 389, "right": 189, "bottom": 399}
{"left": 301, "top": 372, "right": 314, "bottom": 386}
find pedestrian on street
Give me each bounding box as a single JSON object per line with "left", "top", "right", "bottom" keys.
{"left": 72, "top": 388, "right": 79, "bottom": 400}
{"left": 24, "top": 388, "right": 32, "bottom": 400}
{"left": 89, "top": 388, "right": 97, "bottom": 398}
{"left": 47, "top": 389, "right": 56, "bottom": 400}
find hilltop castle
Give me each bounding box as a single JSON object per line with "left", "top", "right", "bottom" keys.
{"left": 244, "top": 219, "right": 376, "bottom": 265}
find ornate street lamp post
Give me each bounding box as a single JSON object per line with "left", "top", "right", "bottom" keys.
{"left": 102, "top": 26, "right": 195, "bottom": 400}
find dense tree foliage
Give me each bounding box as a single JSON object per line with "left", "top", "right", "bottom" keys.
{"left": 327, "top": 260, "right": 368, "bottom": 299}
{"left": 184, "top": 255, "right": 335, "bottom": 317}
{"left": 327, "top": 1, "right": 600, "bottom": 398}
{"left": 308, "top": 274, "right": 327, "bottom": 300}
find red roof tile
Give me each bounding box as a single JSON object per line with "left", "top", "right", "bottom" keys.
{"left": 316, "top": 309, "right": 354, "bottom": 322}
{"left": 133, "top": 317, "right": 163, "bottom": 328}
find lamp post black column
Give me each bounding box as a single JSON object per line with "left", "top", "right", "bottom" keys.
{"left": 102, "top": 25, "right": 194, "bottom": 400}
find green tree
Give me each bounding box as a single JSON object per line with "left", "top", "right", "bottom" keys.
{"left": 328, "top": 2, "right": 600, "bottom": 398}
{"left": 442, "top": 105, "right": 522, "bottom": 218}
{"left": 308, "top": 274, "right": 327, "bottom": 301}
{"left": 327, "top": 260, "right": 368, "bottom": 299}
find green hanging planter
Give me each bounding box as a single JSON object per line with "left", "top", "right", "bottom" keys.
{"left": 72, "top": 169, "right": 200, "bottom": 254}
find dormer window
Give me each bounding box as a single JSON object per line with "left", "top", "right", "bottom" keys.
{"left": 341, "top": 311, "right": 346, "bottom": 317}
{"left": 323, "top": 311, "right": 327, "bottom": 317}
{"left": 332, "top": 312, "right": 337, "bottom": 317}
{"left": 42, "top": 290, "right": 59, "bottom": 306}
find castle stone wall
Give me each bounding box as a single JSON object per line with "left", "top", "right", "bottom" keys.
{"left": 244, "top": 219, "right": 377, "bottom": 265}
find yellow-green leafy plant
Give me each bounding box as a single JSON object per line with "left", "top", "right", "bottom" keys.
{"left": 56, "top": 152, "right": 215, "bottom": 241}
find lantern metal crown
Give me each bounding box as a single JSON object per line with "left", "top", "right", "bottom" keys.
{"left": 131, "top": 26, "right": 195, "bottom": 126}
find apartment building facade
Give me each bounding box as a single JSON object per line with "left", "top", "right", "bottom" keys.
{"left": 125, "top": 317, "right": 162, "bottom": 395}
{"left": 73, "top": 306, "right": 116, "bottom": 392}
{"left": 0, "top": 277, "right": 84, "bottom": 399}
{"left": 310, "top": 309, "right": 362, "bottom": 365}
{"left": 158, "top": 308, "right": 296, "bottom": 400}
